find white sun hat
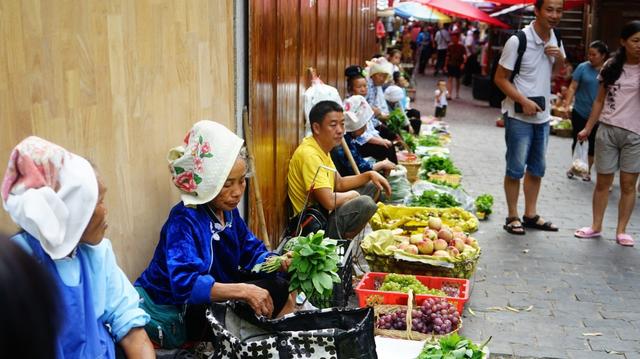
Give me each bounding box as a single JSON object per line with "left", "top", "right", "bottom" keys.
{"left": 167, "top": 120, "right": 244, "bottom": 207}
{"left": 343, "top": 95, "right": 374, "bottom": 132}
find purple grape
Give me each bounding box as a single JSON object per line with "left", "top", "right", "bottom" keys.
{"left": 434, "top": 318, "right": 443, "bottom": 326}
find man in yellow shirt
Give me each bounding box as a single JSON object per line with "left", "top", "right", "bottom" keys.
{"left": 288, "top": 101, "right": 391, "bottom": 239}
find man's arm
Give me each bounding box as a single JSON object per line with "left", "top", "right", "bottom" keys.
{"left": 119, "top": 327, "right": 155, "bottom": 359}
{"left": 494, "top": 65, "right": 541, "bottom": 116}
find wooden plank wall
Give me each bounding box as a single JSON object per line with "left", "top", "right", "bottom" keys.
{"left": 248, "top": 0, "right": 377, "bottom": 246}
{"left": 0, "top": 0, "right": 235, "bottom": 279}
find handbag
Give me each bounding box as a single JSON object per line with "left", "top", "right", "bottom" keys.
{"left": 206, "top": 301, "right": 377, "bottom": 359}
{"left": 286, "top": 204, "right": 329, "bottom": 237}
{"left": 136, "top": 287, "right": 187, "bottom": 349}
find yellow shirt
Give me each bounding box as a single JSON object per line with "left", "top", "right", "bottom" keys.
{"left": 287, "top": 136, "right": 336, "bottom": 215}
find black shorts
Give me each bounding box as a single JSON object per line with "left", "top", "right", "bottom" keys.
{"left": 435, "top": 106, "right": 447, "bottom": 118}
{"left": 447, "top": 65, "right": 462, "bottom": 78}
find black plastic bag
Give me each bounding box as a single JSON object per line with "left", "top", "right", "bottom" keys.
{"left": 206, "top": 302, "right": 377, "bottom": 359}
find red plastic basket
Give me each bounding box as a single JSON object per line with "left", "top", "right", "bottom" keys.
{"left": 355, "top": 272, "right": 469, "bottom": 313}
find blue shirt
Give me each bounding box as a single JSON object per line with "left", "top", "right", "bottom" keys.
{"left": 366, "top": 78, "right": 389, "bottom": 125}
{"left": 135, "top": 204, "right": 273, "bottom": 305}
{"left": 572, "top": 61, "right": 600, "bottom": 118}
{"left": 330, "top": 133, "right": 374, "bottom": 176}
{"left": 12, "top": 233, "right": 149, "bottom": 343}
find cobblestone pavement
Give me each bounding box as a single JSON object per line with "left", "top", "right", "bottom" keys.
{"left": 409, "top": 73, "right": 640, "bottom": 359}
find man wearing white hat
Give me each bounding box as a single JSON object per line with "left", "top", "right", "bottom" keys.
{"left": 288, "top": 100, "right": 392, "bottom": 239}
{"left": 330, "top": 95, "right": 396, "bottom": 177}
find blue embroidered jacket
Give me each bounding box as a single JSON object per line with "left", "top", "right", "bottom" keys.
{"left": 135, "top": 202, "right": 272, "bottom": 305}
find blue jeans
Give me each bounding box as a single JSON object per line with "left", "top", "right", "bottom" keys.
{"left": 504, "top": 115, "right": 550, "bottom": 179}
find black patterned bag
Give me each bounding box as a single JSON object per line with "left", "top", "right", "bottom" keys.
{"left": 206, "top": 302, "right": 377, "bottom": 359}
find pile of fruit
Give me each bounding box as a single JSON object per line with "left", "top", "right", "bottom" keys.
{"left": 377, "top": 273, "right": 446, "bottom": 296}
{"left": 376, "top": 297, "right": 461, "bottom": 335}
{"left": 390, "top": 217, "right": 478, "bottom": 260}
{"left": 370, "top": 203, "right": 479, "bottom": 234}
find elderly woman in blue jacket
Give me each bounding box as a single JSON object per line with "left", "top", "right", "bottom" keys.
{"left": 1, "top": 136, "right": 153, "bottom": 358}
{"left": 135, "top": 120, "right": 295, "bottom": 348}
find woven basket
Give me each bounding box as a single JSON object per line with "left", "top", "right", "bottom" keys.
{"left": 365, "top": 250, "right": 481, "bottom": 279}
{"left": 428, "top": 173, "right": 462, "bottom": 186}
{"left": 374, "top": 290, "right": 462, "bottom": 341}
{"left": 399, "top": 160, "right": 421, "bottom": 182}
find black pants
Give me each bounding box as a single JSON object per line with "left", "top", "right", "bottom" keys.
{"left": 570, "top": 109, "right": 598, "bottom": 156}
{"left": 357, "top": 141, "right": 398, "bottom": 163}
{"left": 435, "top": 49, "right": 447, "bottom": 74}
{"left": 406, "top": 108, "right": 422, "bottom": 134}
{"left": 375, "top": 123, "right": 398, "bottom": 142}
{"left": 418, "top": 45, "right": 433, "bottom": 74}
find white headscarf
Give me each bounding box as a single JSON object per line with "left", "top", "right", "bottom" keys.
{"left": 1, "top": 136, "right": 98, "bottom": 259}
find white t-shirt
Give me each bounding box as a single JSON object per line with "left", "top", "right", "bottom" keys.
{"left": 435, "top": 89, "right": 448, "bottom": 107}
{"left": 498, "top": 21, "right": 565, "bottom": 124}
{"left": 599, "top": 63, "right": 640, "bottom": 136}
{"left": 435, "top": 29, "right": 450, "bottom": 50}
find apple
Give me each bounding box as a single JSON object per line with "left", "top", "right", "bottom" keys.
{"left": 428, "top": 217, "right": 442, "bottom": 231}
{"left": 433, "top": 238, "right": 448, "bottom": 251}
{"left": 404, "top": 244, "right": 419, "bottom": 255}
{"left": 447, "top": 246, "right": 460, "bottom": 257}
{"left": 438, "top": 228, "right": 453, "bottom": 241}
{"left": 410, "top": 233, "right": 424, "bottom": 244}
{"left": 398, "top": 243, "right": 410, "bottom": 251}
{"left": 433, "top": 250, "right": 450, "bottom": 258}
{"left": 423, "top": 229, "right": 438, "bottom": 241}
{"left": 417, "top": 239, "right": 434, "bottom": 255}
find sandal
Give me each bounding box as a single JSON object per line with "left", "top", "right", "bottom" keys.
{"left": 574, "top": 227, "right": 601, "bottom": 238}
{"left": 503, "top": 217, "right": 525, "bottom": 235}
{"left": 616, "top": 233, "right": 635, "bottom": 247}
{"left": 522, "top": 215, "right": 559, "bottom": 231}
{"left": 566, "top": 170, "right": 575, "bottom": 180}
{"left": 582, "top": 174, "right": 591, "bottom": 182}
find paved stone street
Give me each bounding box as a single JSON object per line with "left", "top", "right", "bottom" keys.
{"left": 409, "top": 73, "right": 640, "bottom": 359}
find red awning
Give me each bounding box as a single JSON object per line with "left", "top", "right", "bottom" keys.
{"left": 419, "top": 0, "right": 510, "bottom": 28}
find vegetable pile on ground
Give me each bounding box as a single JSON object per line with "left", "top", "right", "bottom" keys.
{"left": 417, "top": 333, "right": 491, "bottom": 359}
{"left": 376, "top": 297, "right": 460, "bottom": 335}
{"left": 377, "top": 273, "right": 446, "bottom": 296}
{"left": 387, "top": 108, "right": 407, "bottom": 135}
{"left": 427, "top": 178, "right": 461, "bottom": 189}
{"left": 474, "top": 194, "right": 493, "bottom": 219}
{"left": 553, "top": 119, "right": 572, "bottom": 130}
{"left": 410, "top": 190, "right": 461, "bottom": 208}
{"left": 417, "top": 134, "right": 443, "bottom": 147}
{"left": 252, "top": 230, "right": 340, "bottom": 308}
{"left": 421, "top": 156, "right": 461, "bottom": 175}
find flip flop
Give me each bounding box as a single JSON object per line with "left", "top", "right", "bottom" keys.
{"left": 522, "top": 215, "right": 559, "bottom": 231}
{"left": 566, "top": 170, "right": 575, "bottom": 180}
{"left": 574, "top": 227, "right": 601, "bottom": 238}
{"left": 616, "top": 233, "right": 635, "bottom": 247}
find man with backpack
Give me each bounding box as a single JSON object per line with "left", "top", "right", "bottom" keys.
{"left": 494, "top": 0, "right": 565, "bottom": 235}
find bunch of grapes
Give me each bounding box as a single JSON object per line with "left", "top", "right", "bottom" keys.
{"left": 375, "top": 298, "right": 460, "bottom": 335}
{"left": 379, "top": 274, "right": 446, "bottom": 296}
{"left": 441, "top": 282, "right": 460, "bottom": 297}
{"left": 376, "top": 308, "right": 407, "bottom": 330}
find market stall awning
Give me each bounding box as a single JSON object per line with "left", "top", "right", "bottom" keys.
{"left": 419, "top": 0, "right": 510, "bottom": 28}
{"left": 488, "top": 0, "right": 588, "bottom": 9}
{"left": 395, "top": 1, "right": 452, "bottom": 22}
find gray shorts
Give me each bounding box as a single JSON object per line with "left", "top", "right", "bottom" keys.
{"left": 594, "top": 123, "right": 640, "bottom": 174}
{"left": 325, "top": 182, "right": 379, "bottom": 238}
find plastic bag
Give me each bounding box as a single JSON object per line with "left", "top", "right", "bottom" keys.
{"left": 385, "top": 165, "right": 413, "bottom": 204}
{"left": 407, "top": 180, "right": 476, "bottom": 212}
{"left": 571, "top": 141, "right": 589, "bottom": 176}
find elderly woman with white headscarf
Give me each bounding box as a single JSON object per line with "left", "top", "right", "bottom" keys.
{"left": 1, "top": 136, "right": 154, "bottom": 358}
{"left": 135, "top": 120, "right": 295, "bottom": 349}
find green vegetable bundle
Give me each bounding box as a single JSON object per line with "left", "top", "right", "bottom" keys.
{"left": 421, "top": 156, "right": 461, "bottom": 175}
{"left": 379, "top": 273, "right": 446, "bottom": 296}
{"left": 410, "top": 190, "right": 461, "bottom": 208}
{"left": 418, "top": 333, "right": 490, "bottom": 359}
{"left": 387, "top": 108, "right": 407, "bottom": 135}
{"left": 401, "top": 130, "right": 417, "bottom": 153}
{"left": 417, "top": 134, "right": 442, "bottom": 147}
{"left": 474, "top": 194, "right": 493, "bottom": 215}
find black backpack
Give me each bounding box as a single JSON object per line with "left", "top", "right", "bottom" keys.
{"left": 489, "top": 29, "right": 562, "bottom": 108}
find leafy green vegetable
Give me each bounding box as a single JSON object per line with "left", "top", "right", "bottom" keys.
{"left": 417, "top": 333, "right": 491, "bottom": 359}
{"left": 554, "top": 119, "right": 572, "bottom": 130}
{"left": 401, "top": 130, "right": 417, "bottom": 153}
{"left": 410, "top": 190, "right": 461, "bottom": 208}
{"left": 387, "top": 108, "right": 407, "bottom": 135}
{"left": 421, "top": 156, "right": 461, "bottom": 175}
{"left": 474, "top": 194, "right": 494, "bottom": 215}
{"left": 417, "top": 134, "right": 442, "bottom": 147}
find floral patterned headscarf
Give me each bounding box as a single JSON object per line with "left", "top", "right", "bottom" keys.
{"left": 168, "top": 120, "right": 244, "bottom": 206}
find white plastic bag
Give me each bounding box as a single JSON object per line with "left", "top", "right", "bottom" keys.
{"left": 571, "top": 141, "right": 589, "bottom": 176}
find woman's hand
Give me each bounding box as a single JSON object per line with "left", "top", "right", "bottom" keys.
{"left": 577, "top": 128, "right": 590, "bottom": 142}
{"left": 279, "top": 252, "right": 293, "bottom": 272}
{"left": 242, "top": 284, "right": 274, "bottom": 317}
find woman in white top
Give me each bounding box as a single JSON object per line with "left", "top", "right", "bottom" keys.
{"left": 575, "top": 21, "right": 640, "bottom": 247}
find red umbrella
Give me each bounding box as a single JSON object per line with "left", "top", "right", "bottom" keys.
{"left": 419, "top": 0, "right": 510, "bottom": 28}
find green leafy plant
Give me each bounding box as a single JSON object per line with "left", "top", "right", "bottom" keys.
{"left": 417, "top": 134, "right": 442, "bottom": 147}
{"left": 253, "top": 231, "right": 341, "bottom": 308}
{"left": 474, "top": 194, "right": 494, "bottom": 215}
{"left": 417, "top": 333, "right": 491, "bottom": 359}
{"left": 421, "top": 156, "right": 461, "bottom": 175}
{"left": 387, "top": 107, "right": 407, "bottom": 135}
{"left": 410, "top": 190, "right": 461, "bottom": 208}
{"left": 401, "top": 130, "right": 417, "bottom": 153}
